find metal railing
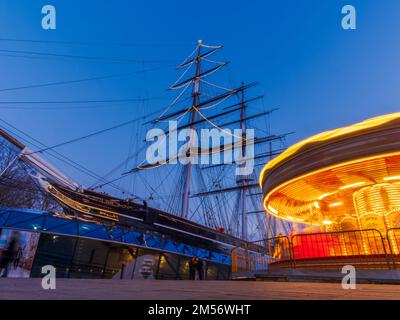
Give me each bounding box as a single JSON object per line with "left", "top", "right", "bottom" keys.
{"left": 231, "top": 228, "right": 400, "bottom": 273}
{"left": 231, "top": 236, "right": 293, "bottom": 273}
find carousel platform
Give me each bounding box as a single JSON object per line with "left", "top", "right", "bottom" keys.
{"left": 232, "top": 268, "right": 400, "bottom": 284}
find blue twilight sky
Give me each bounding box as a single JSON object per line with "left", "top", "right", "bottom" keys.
{"left": 0, "top": 0, "right": 399, "bottom": 191}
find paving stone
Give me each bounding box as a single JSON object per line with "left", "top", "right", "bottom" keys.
{"left": 0, "top": 278, "right": 399, "bottom": 300}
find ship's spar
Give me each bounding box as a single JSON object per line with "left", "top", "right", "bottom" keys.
{"left": 0, "top": 40, "right": 293, "bottom": 241}
{"left": 127, "top": 40, "right": 293, "bottom": 240}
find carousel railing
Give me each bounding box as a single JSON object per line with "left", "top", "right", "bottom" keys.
{"left": 386, "top": 228, "right": 400, "bottom": 268}
{"left": 231, "top": 228, "right": 400, "bottom": 274}
{"left": 231, "top": 235, "right": 293, "bottom": 273}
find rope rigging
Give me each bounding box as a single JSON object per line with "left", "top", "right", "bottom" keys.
{"left": 0, "top": 37, "right": 192, "bottom": 47}
{"left": 0, "top": 65, "right": 174, "bottom": 93}
{"left": 23, "top": 105, "right": 169, "bottom": 157}
{"left": 0, "top": 48, "right": 178, "bottom": 64}
{"left": 0, "top": 38, "right": 290, "bottom": 240}
{"left": 0, "top": 118, "right": 136, "bottom": 197}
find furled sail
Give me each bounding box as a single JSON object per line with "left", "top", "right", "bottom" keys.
{"left": 0, "top": 128, "right": 78, "bottom": 190}
{"left": 20, "top": 148, "right": 79, "bottom": 190}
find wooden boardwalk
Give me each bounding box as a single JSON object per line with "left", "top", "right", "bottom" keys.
{"left": 0, "top": 278, "right": 399, "bottom": 300}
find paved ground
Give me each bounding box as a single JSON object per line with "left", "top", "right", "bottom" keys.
{"left": 0, "top": 278, "right": 400, "bottom": 300}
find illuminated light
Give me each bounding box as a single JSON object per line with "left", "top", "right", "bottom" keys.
{"left": 260, "top": 110, "right": 400, "bottom": 263}
{"left": 339, "top": 215, "right": 357, "bottom": 223}
{"left": 329, "top": 202, "right": 343, "bottom": 207}
{"left": 358, "top": 212, "right": 383, "bottom": 218}
{"left": 339, "top": 182, "right": 366, "bottom": 190}
{"left": 267, "top": 205, "right": 278, "bottom": 215}
{"left": 318, "top": 193, "right": 335, "bottom": 200}
{"left": 263, "top": 197, "right": 329, "bottom": 227}
{"left": 263, "top": 199, "right": 320, "bottom": 227}
{"left": 260, "top": 112, "right": 400, "bottom": 236}
{"left": 384, "top": 176, "right": 400, "bottom": 181}
{"left": 262, "top": 151, "right": 400, "bottom": 226}
{"left": 285, "top": 216, "right": 305, "bottom": 222}
{"left": 49, "top": 184, "right": 119, "bottom": 222}
{"left": 263, "top": 151, "right": 400, "bottom": 205}
{"left": 353, "top": 183, "right": 400, "bottom": 254}
{"left": 259, "top": 112, "right": 400, "bottom": 187}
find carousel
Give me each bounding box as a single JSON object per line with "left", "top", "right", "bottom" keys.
{"left": 259, "top": 112, "right": 400, "bottom": 268}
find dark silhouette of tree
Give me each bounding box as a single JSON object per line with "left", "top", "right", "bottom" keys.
{"left": 0, "top": 137, "right": 61, "bottom": 211}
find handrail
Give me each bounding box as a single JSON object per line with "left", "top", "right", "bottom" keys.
{"left": 231, "top": 228, "right": 400, "bottom": 273}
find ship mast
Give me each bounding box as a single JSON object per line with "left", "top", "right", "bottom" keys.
{"left": 128, "top": 40, "right": 292, "bottom": 239}
{"left": 239, "top": 82, "right": 248, "bottom": 240}
{"left": 181, "top": 40, "right": 202, "bottom": 219}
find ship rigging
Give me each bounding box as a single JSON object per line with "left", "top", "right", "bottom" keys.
{"left": 120, "top": 40, "right": 293, "bottom": 240}
{"left": 0, "top": 40, "right": 293, "bottom": 241}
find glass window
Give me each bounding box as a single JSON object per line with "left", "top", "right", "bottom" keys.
{"left": 206, "top": 262, "right": 219, "bottom": 280}
{"left": 4, "top": 212, "right": 43, "bottom": 229}
{"left": 132, "top": 249, "right": 160, "bottom": 280}
{"left": 48, "top": 220, "right": 79, "bottom": 236}
{"left": 69, "top": 238, "right": 109, "bottom": 279}
{"left": 31, "top": 234, "right": 76, "bottom": 278}
{"left": 42, "top": 216, "right": 71, "bottom": 232}
{"left": 103, "top": 245, "right": 136, "bottom": 279}
{"left": 109, "top": 227, "right": 124, "bottom": 241}
{"left": 216, "top": 264, "right": 231, "bottom": 280}
{"left": 82, "top": 226, "right": 110, "bottom": 241}
{"left": 0, "top": 212, "right": 9, "bottom": 226}
{"left": 177, "top": 256, "right": 191, "bottom": 280}
{"left": 157, "top": 253, "right": 179, "bottom": 280}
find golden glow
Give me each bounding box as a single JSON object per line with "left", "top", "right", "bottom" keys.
{"left": 287, "top": 216, "right": 304, "bottom": 222}
{"left": 353, "top": 184, "right": 400, "bottom": 254}
{"left": 263, "top": 198, "right": 320, "bottom": 225}
{"left": 264, "top": 151, "right": 400, "bottom": 203}
{"left": 262, "top": 151, "right": 400, "bottom": 225}
{"left": 259, "top": 112, "right": 400, "bottom": 260}
{"left": 329, "top": 202, "right": 343, "bottom": 208}
{"left": 267, "top": 205, "right": 278, "bottom": 215}
{"left": 47, "top": 185, "right": 119, "bottom": 221}
{"left": 259, "top": 112, "right": 400, "bottom": 187}
{"left": 339, "top": 182, "right": 366, "bottom": 190}
{"left": 318, "top": 193, "right": 335, "bottom": 200}
{"left": 384, "top": 176, "right": 400, "bottom": 181}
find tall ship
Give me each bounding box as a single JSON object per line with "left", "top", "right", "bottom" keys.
{"left": 0, "top": 41, "right": 291, "bottom": 279}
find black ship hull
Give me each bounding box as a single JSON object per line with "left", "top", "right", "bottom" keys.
{"left": 47, "top": 184, "right": 246, "bottom": 252}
